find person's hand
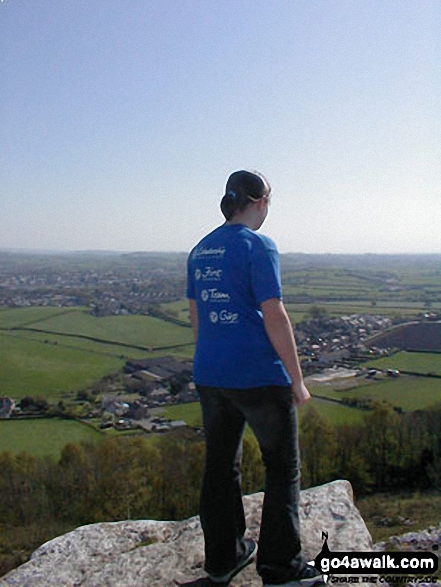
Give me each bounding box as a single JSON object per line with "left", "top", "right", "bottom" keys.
{"left": 291, "top": 380, "right": 311, "bottom": 407}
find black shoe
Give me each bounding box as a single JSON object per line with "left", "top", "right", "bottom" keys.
{"left": 263, "top": 564, "right": 326, "bottom": 587}
{"left": 207, "top": 538, "right": 257, "bottom": 585}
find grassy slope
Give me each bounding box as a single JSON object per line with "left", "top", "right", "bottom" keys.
{"left": 366, "top": 351, "right": 441, "bottom": 376}
{"left": 0, "top": 332, "right": 126, "bottom": 400}
{"left": 0, "top": 308, "right": 194, "bottom": 400}
{"left": 6, "top": 309, "right": 194, "bottom": 348}
{"left": 314, "top": 375, "right": 441, "bottom": 411}
{"left": 0, "top": 307, "right": 80, "bottom": 328}
{"left": 0, "top": 418, "right": 102, "bottom": 459}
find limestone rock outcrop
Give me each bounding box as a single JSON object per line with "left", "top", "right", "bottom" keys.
{"left": 0, "top": 480, "right": 372, "bottom": 587}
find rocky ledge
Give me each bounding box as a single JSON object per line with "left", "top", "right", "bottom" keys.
{"left": 375, "top": 525, "right": 441, "bottom": 555}
{"left": 0, "top": 480, "right": 372, "bottom": 587}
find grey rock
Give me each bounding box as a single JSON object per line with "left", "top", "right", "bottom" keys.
{"left": 374, "top": 524, "right": 441, "bottom": 556}
{"left": 0, "top": 480, "right": 372, "bottom": 587}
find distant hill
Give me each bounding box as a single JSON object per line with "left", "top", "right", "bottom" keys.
{"left": 367, "top": 321, "right": 441, "bottom": 352}
{"left": 280, "top": 252, "right": 441, "bottom": 271}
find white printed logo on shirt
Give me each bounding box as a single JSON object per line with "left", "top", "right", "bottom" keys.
{"left": 201, "top": 289, "right": 230, "bottom": 303}
{"left": 197, "top": 267, "right": 223, "bottom": 282}
{"left": 209, "top": 309, "right": 239, "bottom": 325}
{"left": 193, "top": 246, "right": 226, "bottom": 259}
{"left": 219, "top": 309, "right": 239, "bottom": 324}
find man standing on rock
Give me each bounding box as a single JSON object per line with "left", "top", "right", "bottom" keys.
{"left": 187, "top": 170, "right": 325, "bottom": 587}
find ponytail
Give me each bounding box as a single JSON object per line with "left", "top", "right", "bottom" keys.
{"left": 220, "top": 170, "right": 271, "bottom": 221}
{"left": 220, "top": 190, "right": 238, "bottom": 221}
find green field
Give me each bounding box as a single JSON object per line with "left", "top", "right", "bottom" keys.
{"left": 366, "top": 351, "right": 441, "bottom": 376}
{"left": 0, "top": 308, "right": 194, "bottom": 401}
{"left": 163, "top": 395, "right": 366, "bottom": 428}
{"left": 334, "top": 376, "right": 441, "bottom": 412}
{"left": 0, "top": 306, "right": 82, "bottom": 329}
{"left": 1, "top": 308, "right": 194, "bottom": 349}
{"left": 163, "top": 402, "right": 203, "bottom": 427}
{"left": 309, "top": 397, "right": 366, "bottom": 424}
{"left": 0, "top": 332, "right": 128, "bottom": 400}
{"left": 0, "top": 418, "right": 102, "bottom": 459}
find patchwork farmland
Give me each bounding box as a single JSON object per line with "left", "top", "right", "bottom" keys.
{"left": 1, "top": 251, "right": 440, "bottom": 458}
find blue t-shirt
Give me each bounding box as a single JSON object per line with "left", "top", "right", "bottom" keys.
{"left": 186, "top": 224, "right": 290, "bottom": 388}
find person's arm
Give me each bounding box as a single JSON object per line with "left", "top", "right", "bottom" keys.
{"left": 189, "top": 298, "right": 199, "bottom": 342}
{"left": 260, "top": 297, "right": 310, "bottom": 406}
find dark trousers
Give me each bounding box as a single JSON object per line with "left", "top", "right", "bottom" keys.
{"left": 198, "top": 385, "right": 305, "bottom": 584}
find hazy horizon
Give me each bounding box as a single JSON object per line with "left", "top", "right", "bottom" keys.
{"left": 2, "top": 247, "right": 441, "bottom": 258}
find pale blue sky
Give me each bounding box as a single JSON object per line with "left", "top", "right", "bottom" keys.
{"left": 1, "top": 0, "right": 440, "bottom": 254}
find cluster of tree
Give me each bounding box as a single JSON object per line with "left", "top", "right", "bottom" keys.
{"left": 300, "top": 402, "right": 441, "bottom": 494}
{"left": 0, "top": 431, "right": 260, "bottom": 576}
{"left": 18, "top": 396, "right": 50, "bottom": 413}
{"left": 340, "top": 397, "right": 399, "bottom": 411}
{"left": 1, "top": 403, "right": 440, "bottom": 577}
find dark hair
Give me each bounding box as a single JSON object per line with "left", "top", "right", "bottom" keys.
{"left": 220, "top": 170, "right": 271, "bottom": 221}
